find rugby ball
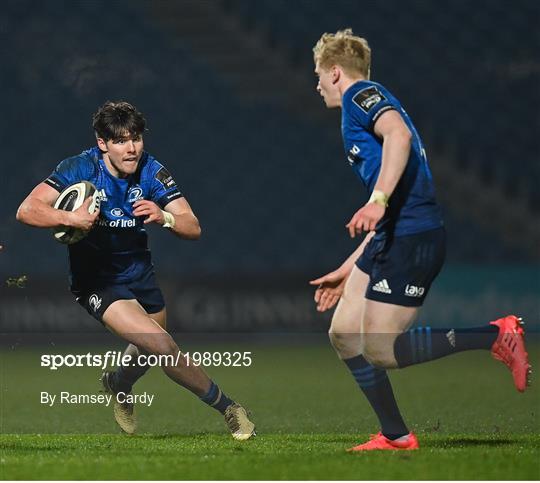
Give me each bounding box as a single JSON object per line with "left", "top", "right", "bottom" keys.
{"left": 52, "top": 181, "right": 100, "bottom": 244}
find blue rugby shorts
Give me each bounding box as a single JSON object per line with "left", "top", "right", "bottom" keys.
{"left": 71, "top": 268, "right": 165, "bottom": 323}
{"left": 356, "top": 227, "right": 446, "bottom": 307}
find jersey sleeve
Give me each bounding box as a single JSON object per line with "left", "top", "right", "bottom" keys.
{"left": 349, "top": 85, "right": 397, "bottom": 132}
{"left": 44, "top": 156, "right": 91, "bottom": 192}
{"left": 149, "top": 161, "right": 184, "bottom": 208}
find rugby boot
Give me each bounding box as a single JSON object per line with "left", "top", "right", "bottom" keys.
{"left": 347, "top": 432, "right": 419, "bottom": 451}
{"left": 490, "top": 315, "right": 531, "bottom": 392}
{"left": 224, "top": 403, "right": 256, "bottom": 441}
{"left": 101, "top": 371, "right": 137, "bottom": 434}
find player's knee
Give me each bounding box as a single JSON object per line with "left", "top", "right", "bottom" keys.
{"left": 150, "top": 314, "right": 167, "bottom": 330}
{"left": 362, "top": 341, "right": 396, "bottom": 369}
{"left": 328, "top": 327, "right": 345, "bottom": 353}
{"left": 328, "top": 328, "right": 362, "bottom": 359}
{"left": 143, "top": 332, "right": 179, "bottom": 358}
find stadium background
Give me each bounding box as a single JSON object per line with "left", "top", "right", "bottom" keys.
{"left": 0, "top": 0, "right": 537, "bottom": 332}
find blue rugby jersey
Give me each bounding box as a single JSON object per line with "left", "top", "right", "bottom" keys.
{"left": 341, "top": 80, "right": 443, "bottom": 238}
{"left": 45, "top": 147, "right": 183, "bottom": 288}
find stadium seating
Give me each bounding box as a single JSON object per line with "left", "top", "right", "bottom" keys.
{"left": 223, "top": 0, "right": 540, "bottom": 212}
{"left": 2, "top": 0, "right": 536, "bottom": 281}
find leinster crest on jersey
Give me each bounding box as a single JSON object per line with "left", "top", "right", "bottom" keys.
{"left": 127, "top": 185, "right": 144, "bottom": 203}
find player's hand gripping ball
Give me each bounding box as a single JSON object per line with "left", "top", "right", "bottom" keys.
{"left": 52, "top": 181, "right": 100, "bottom": 244}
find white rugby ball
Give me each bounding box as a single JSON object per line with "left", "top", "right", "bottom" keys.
{"left": 53, "top": 181, "right": 100, "bottom": 244}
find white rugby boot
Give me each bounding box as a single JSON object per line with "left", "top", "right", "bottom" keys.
{"left": 224, "top": 403, "right": 256, "bottom": 441}
{"left": 101, "top": 371, "right": 137, "bottom": 435}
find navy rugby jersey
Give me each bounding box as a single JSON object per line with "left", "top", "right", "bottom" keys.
{"left": 342, "top": 80, "right": 443, "bottom": 238}
{"left": 45, "top": 147, "right": 183, "bottom": 288}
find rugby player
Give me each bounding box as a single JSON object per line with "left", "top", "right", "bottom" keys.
{"left": 16, "top": 101, "right": 255, "bottom": 440}
{"left": 309, "top": 29, "right": 530, "bottom": 451}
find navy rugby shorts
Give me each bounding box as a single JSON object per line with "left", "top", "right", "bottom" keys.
{"left": 72, "top": 269, "right": 166, "bottom": 323}
{"left": 356, "top": 227, "right": 446, "bottom": 307}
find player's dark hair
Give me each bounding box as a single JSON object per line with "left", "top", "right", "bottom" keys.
{"left": 92, "top": 101, "right": 146, "bottom": 141}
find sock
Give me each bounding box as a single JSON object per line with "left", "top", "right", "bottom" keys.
{"left": 112, "top": 362, "right": 150, "bottom": 394}
{"left": 200, "top": 381, "right": 234, "bottom": 414}
{"left": 344, "top": 354, "right": 409, "bottom": 440}
{"left": 394, "top": 324, "right": 499, "bottom": 368}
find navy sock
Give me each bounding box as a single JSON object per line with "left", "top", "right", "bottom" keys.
{"left": 200, "top": 381, "right": 234, "bottom": 414}
{"left": 344, "top": 354, "right": 408, "bottom": 440}
{"left": 394, "top": 325, "right": 499, "bottom": 368}
{"left": 112, "top": 363, "right": 150, "bottom": 394}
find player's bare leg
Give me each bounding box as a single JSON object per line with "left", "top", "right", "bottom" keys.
{"left": 361, "top": 300, "right": 418, "bottom": 369}
{"left": 103, "top": 300, "right": 212, "bottom": 394}
{"left": 329, "top": 266, "right": 412, "bottom": 449}
{"left": 102, "top": 299, "right": 255, "bottom": 440}
{"left": 101, "top": 308, "right": 168, "bottom": 434}
{"left": 105, "top": 308, "right": 167, "bottom": 398}
{"left": 328, "top": 266, "right": 368, "bottom": 359}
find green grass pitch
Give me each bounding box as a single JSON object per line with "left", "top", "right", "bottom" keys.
{"left": 1, "top": 337, "right": 539, "bottom": 480}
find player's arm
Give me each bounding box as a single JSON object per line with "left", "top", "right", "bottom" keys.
{"left": 346, "top": 110, "right": 412, "bottom": 237}
{"left": 309, "top": 231, "right": 375, "bottom": 312}
{"left": 372, "top": 109, "right": 413, "bottom": 197}
{"left": 16, "top": 182, "right": 98, "bottom": 230}
{"left": 132, "top": 197, "right": 201, "bottom": 240}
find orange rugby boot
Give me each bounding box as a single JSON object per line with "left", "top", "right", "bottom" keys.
{"left": 490, "top": 315, "right": 531, "bottom": 392}
{"left": 347, "top": 432, "right": 419, "bottom": 451}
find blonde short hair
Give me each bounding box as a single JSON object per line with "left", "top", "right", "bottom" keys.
{"left": 313, "top": 28, "right": 371, "bottom": 78}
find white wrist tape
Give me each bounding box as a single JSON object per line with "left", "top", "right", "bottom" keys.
{"left": 368, "top": 190, "right": 389, "bottom": 207}
{"left": 161, "top": 210, "right": 176, "bottom": 229}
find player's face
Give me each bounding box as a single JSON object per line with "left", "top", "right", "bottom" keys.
{"left": 98, "top": 133, "right": 144, "bottom": 178}
{"left": 315, "top": 63, "right": 341, "bottom": 108}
